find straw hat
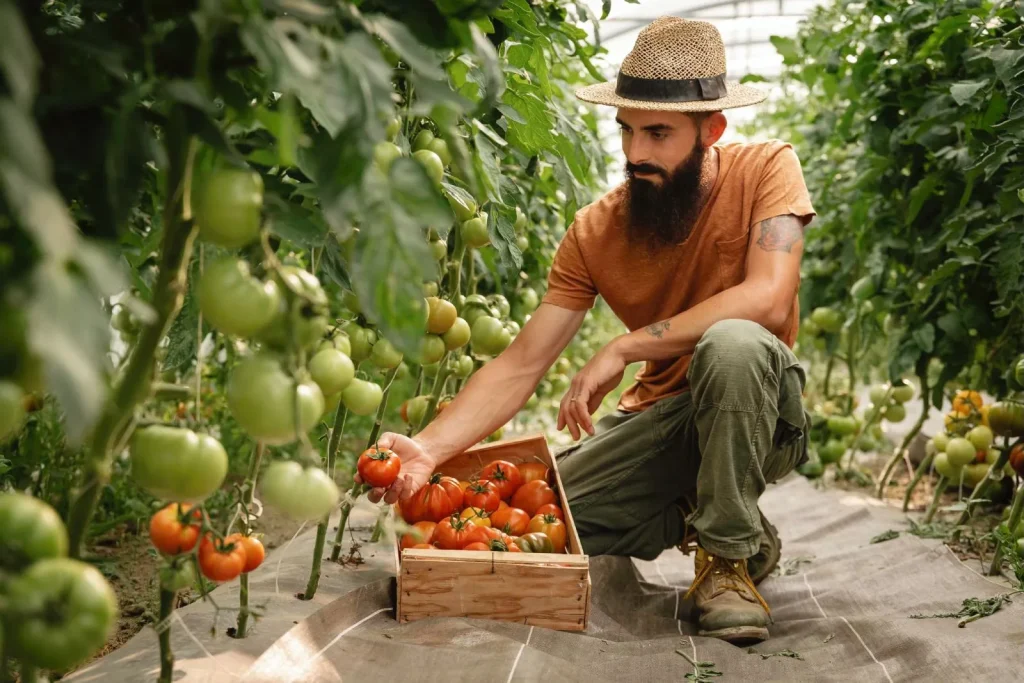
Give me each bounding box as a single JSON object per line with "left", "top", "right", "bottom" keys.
{"left": 576, "top": 17, "right": 766, "bottom": 112}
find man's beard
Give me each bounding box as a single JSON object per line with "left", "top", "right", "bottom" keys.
{"left": 624, "top": 141, "right": 708, "bottom": 251}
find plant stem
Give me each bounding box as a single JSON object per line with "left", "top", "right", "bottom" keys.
{"left": 158, "top": 586, "right": 176, "bottom": 683}
{"left": 370, "top": 506, "right": 389, "bottom": 543}
{"left": 840, "top": 390, "right": 888, "bottom": 473}
{"left": 845, "top": 316, "right": 858, "bottom": 415}
{"left": 67, "top": 116, "right": 198, "bottom": 559}
{"left": 922, "top": 475, "right": 948, "bottom": 524}
{"left": 823, "top": 354, "right": 835, "bottom": 398}
{"left": 988, "top": 483, "right": 1024, "bottom": 576}
{"left": 303, "top": 403, "right": 347, "bottom": 600}
{"left": 416, "top": 353, "right": 452, "bottom": 434}
{"left": 876, "top": 376, "right": 930, "bottom": 498}
{"left": 235, "top": 442, "right": 265, "bottom": 635}
{"left": 955, "top": 447, "right": 1011, "bottom": 528}
{"left": 903, "top": 451, "right": 935, "bottom": 512}
{"left": 446, "top": 239, "right": 466, "bottom": 299}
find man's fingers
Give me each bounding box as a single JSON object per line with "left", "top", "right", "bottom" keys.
{"left": 383, "top": 476, "right": 405, "bottom": 505}
{"left": 353, "top": 472, "right": 364, "bottom": 485}
{"left": 367, "top": 487, "right": 384, "bottom": 503}
{"left": 575, "top": 390, "right": 595, "bottom": 436}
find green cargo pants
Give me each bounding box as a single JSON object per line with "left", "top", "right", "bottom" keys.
{"left": 555, "top": 319, "right": 809, "bottom": 561}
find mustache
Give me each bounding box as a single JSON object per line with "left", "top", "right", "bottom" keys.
{"left": 625, "top": 162, "right": 667, "bottom": 179}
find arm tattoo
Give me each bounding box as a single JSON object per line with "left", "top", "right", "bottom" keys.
{"left": 755, "top": 215, "right": 804, "bottom": 253}
{"left": 645, "top": 321, "right": 670, "bottom": 338}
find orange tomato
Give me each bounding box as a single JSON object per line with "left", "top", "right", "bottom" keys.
{"left": 433, "top": 515, "right": 476, "bottom": 550}
{"left": 463, "top": 525, "right": 502, "bottom": 548}
{"left": 149, "top": 503, "right": 202, "bottom": 555}
{"left": 410, "top": 543, "right": 435, "bottom": 549}
{"left": 400, "top": 521, "right": 437, "bottom": 549}
{"left": 518, "top": 462, "right": 550, "bottom": 485}
{"left": 952, "top": 390, "right": 983, "bottom": 415}
{"left": 463, "top": 542, "right": 490, "bottom": 551}
{"left": 535, "top": 503, "right": 563, "bottom": 520}
{"left": 511, "top": 480, "right": 557, "bottom": 517}
{"left": 490, "top": 506, "right": 530, "bottom": 535}
{"left": 527, "top": 513, "right": 567, "bottom": 553}
{"left": 198, "top": 535, "right": 247, "bottom": 582}
{"left": 481, "top": 460, "right": 523, "bottom": 500}
{"left": 228, "top": 534, "right": 265, "bottom": 573}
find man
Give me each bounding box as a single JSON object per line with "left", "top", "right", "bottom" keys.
{"left": 361, "top": 17, "right": 815, "bottom": 644}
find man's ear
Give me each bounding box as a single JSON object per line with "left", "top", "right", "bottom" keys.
{"left": 701, "top": 111, "right": 728, "bottom": 147}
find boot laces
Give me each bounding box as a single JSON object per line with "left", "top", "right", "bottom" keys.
{"left": 684, "top": 550, "right": 771, "bottom": 616}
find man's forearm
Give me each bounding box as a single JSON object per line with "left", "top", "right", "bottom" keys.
{"left": 612, "top": 280, "right": 780, "bottom": 364}
{"left": 414, "top": 353, "right": 540, "bottom": 465}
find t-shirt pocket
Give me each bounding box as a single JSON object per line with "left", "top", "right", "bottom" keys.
{"left": 714, "top": 232, "right": 749, "bottom": 289}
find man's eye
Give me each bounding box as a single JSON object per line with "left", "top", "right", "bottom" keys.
{"left": 651, "top": 132, "right": 666, "bottom": 141}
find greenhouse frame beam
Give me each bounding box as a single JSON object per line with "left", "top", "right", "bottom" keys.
{"left": 602, "top": 0, "right": 790, "bottom": 41}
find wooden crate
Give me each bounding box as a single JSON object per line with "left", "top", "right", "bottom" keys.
{"left": 395, "top": 433, "right": 591, "bottom": 631}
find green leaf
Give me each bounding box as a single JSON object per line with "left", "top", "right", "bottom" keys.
{"left": 264, "top": 198, "right": 328, "bottom": 247}
{"left": 503, "top": 89, "right": 556, "bottom": 155}
{"left": 365, "top": 15, "right": 445, "bottom": 80}
{"left": 950, "top": 80, "right": 988, "bottom": 106}
{"left": 601, "top": 0, "right": 611, "bottom": 19}
{"left": 389, "top": 158, "right": 453, "bottom": 233}
{"left": 906, "top": 175, "right": 939, "bottom": 224}
{"left": 770, "top": 36, "right": 801, "bottom": 65}
{"left": 741, "top": 74, "right": 768, "bottom": 84}
{"left": 487, "top": 203, "right": 522, "bottom": 274}
{"left": 472, "top": 126, "right": 503, "bottom": 203}
{"left": 162, "top": 80, "right": 217, "bottom": 115}
{"left": 105, "top": 92, "right": 152, "bottom": 233}
{"left": 470, "top": 22, "right": 505, "bottom": 108}
{"left": 0, "top": 1, "right": 39, "bottom": 110}
{"left": 912, "top": 323, "right": 935, "bottom": 353}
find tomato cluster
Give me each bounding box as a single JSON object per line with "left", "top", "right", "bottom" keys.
{"left": 398, "top": 460, "right": 568, "bottom": 554}
{"left": 148, "top": 502, "right": 266, "bottom": 583}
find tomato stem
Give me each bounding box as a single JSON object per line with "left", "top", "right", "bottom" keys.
{"left": 194, "top": 245, "right": 204, "bottom": 426}
{"left": 903, "top": 450, "right": 935, "bottom": 513}
{"left": 304, "top": 403, "right": 348, "bottom": 600}
{"left": 876, "top": 370, "right": 930, "bottom": 498}
{"left": 236, "top": 441, "right": 264, "bottom": 635}
{"left": 158, "top": 586, "right": 176, "bottom": 683}
{"left": 369, "top": 506, "right": 389, "bottom": 543}
{"left": 922, "top": 474, "right": 948, "bottom": 524}
{"left": 988, "top": 482, "right": 1024, "bottom": 576}
{"left": 954, "top": 445, "right": 1011, "bottom": 529}
{"left": 838, "top": 387, "right": 888, "bottom": 474}
{"left": 66, "top": 116, "right": 200, "bottom": 559}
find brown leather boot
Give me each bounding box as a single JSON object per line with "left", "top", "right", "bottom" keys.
{"left": 683, "top": 546, "right": 771, "bottom": 644}
{"left": 676, "top": 503, "right": 781, "bottom": 586}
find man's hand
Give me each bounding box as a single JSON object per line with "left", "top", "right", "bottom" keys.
{"left": 557, "top": 343, "right": 627, "bottom": 439}
{"left": 354, "top": 432, "right": 437, "bottom": 504}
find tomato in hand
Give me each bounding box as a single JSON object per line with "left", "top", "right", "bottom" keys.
{"left": 195, "top": 167, "right": 264, "bottom": 248}
{"left": 400, "top": 474, "right": 462, "bottom": 523}
{"left": 0, "top": 492, "right": 68, "bottom": 572}
{"left": 149, "top": 503, "right": 202, "bottom": 555}
{"left": 528, "top": 513, "right": 567, "bottom": 553}
{"left": 464, "top": 480, "right": 501, "bottom": 513}
{"left": 490, "top": 506, "right": 530, "bottom": 536}
{"left": 481, "top": 460, "right": 523, "bottom": 500}
{"left": 357, "top": 447, "right": 401, "bottom": 488}
{"left": 400, "top": 521, "right": 437, "bottom": 549}
{"left": 433, "top": 515, "right": 476, "bottom": 549}
{"left": 535, "top": 503, "right": 563, "bottom": 520}
{"left": 198, "top": 535, "right": 247, "bottom": 582}
{"left": 518, "top": 462, "right": 550, "bottom": 485}
{"left": 511, "top": 480, "right": 557, "bottom": 517}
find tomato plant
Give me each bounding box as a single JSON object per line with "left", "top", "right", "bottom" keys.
{"left": 130, "top": 426, "right": 229, "bottom": 502}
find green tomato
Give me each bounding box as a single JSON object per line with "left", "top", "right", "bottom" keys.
{"left": 488, "top": 294, "right": 511, "bottom": 318}
{"left": 827, "top": 415, "right": 857, "bottom": 436}
{"left": 549, "top": 373, "right": 570, "bottom": 393}
{"left": 883, "top": 403, "right": 906, "bottom": 423}
{"left": 413, "top": 129, "right": 435, "bottom": 151}
{"left": 966, "top": 425, "right": 994, "bottom": 452}
{"left": 1015, "top": 356, "right": 1024, "bottom": 388}
{"left": 890, "top": 380, "right": 914, "bottom": 404}
{"left": 402, "top": 395, "right": 430, "bottom": 425}
{"left": 423, "top": 281, "right": 440, "bottom": 297}
{"left": 413, "top": 149, "right": 444, "bottom": 187}
{"left": 319, "top": 334, "right": 352, "bottom": 357}
{"left": 322, "top": 390, "right": 341, "bottom": 419}
{"left": 818, "top": 439, "right": 846, "bottom": 464}
{"left": 309, "top": 348, "right": 355, "bottom": 395}
{"left": 260, "top": 461, "right": 340, "bottom": 521}
{"left": 945, "top": 437, "right": 977, "bottom": 467}
{"left": 0, "top": 492, "right": 68, "bottom": 573}
{"left": 798, "top": 459, "right": 825, "bottom": 479}
{"left": 988, "top": 401, "right": 1024, "bottom": 438}
{"left": 442, "top": 317, "right": 471, "bottom": 351}
{"left": 428, "top": 138, "right": 451, "bottom": 167}
{"left": 517, "top": 287, "right": 540, "bottom": 314}
{"left": 933, "top": 432, "right": 950, "bottom": 452}
{"left": 962, "top": 463, "right": 990, "bottom": 488}
{"left": 801, "top": 318, "right": 821, "bottom": 337}
{"left": 341, "top": 378, "right": 383, "bottom": 416}
{"left": 933, "top": 452, "right": 962, "bottom": 480}
{"left": 7, "top": 558, "right": 117, "bottom": 671}
{"left": 869, "top": 384, "right": 890, "bottom": 406}
{"left": 159, "top": 561, "right": 196, "bottom": 592}
{"left": 504, "top": 320, "right": 520, "bottom": 336}
{"left": 228, "top": 354, "right": 325, "bottom": 445}
{"left": 471, "top": 316, "right": 512, "bottom": 356}
{"left": 417, "top": 335, "right": 447, "bottom": 365}
{"left": 850, "top": 275, "right": 876, "bottom": 301}
{"left": 446, "top": 191, "right": 477, "bottom": 223}
{"left": 427, "top": 297, "right": 458, "bottom": 335}
{"left": 198, "top": 258, "right": 281, "bottom": 339}
{"left": 985, "top": 448, "right": 1001, "bottom": 465}
{"left": 343, "top": 322, "right": 378, "bottom": 364}
{"left": 810, "top": 307, "right": 843, "bottom": 334}
{"left": 516, "top": 234, "right": 529, "bottom": 253}
{"left": 130, "top": 426, "right": 228, "bottom": 502}
{"left": 112, "top": 306, "right": 140, "bottom": 337}
{"left": 385, "top": 117, "right": 401, "bottom": 141}
{"left": 374, "top": 141, "right": 403, "bottom": 173}
{"left": 515, "top": 206, "right": 527, "bottom": 231}
{"left": 342, "top": 290, "right": 361, "bottom": 315}
{"left": 195, "top": 168, "right": 264, "bottom": 248}
{"left": 447, "top": 354, "right": 474, "bottom": 378}
{"left": 0, "top": 380, "right": 26, "bottom": 441}
{"left": 460, "top": 217, "right": 490, "bottom": 249}
{"left": 258, "top": 267, "right": 329, "bottom": 353}
{"left": 516, "top": 532, "right": 553, "bottom": 553}
{"left": 429, "top": 239, "right": 448, "bottom": 261}
{"left": 370, "top": 338, "right": 404, "bottom": 369}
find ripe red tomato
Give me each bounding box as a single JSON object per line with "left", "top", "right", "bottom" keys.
{"left": 433, "top": 515, "right": 476, "bottom": 549}
{"left": 481, "top": 460, "right": 523, "bottom": 500}
{"left": 198, "top": 535, "right": 247, "bottom": 582}
{"left": 231, "top": 534, "right": 265, "bottom": 573}
{"left": 535, "top": 503, "right": 563, "bottom": 520}
{"left": 400, "top": 521, "right": 437, "bottom": 550}
{"left": 149, "top": 503, "right": 202, "bottom": 555}
{"left": 527, "top": 514, "right": 567, "bottom": 553}
{"left": 357, "top": 447, "right": 401, "bottom": 488}
{"left": 511, "top": 480, "right": 557, "bottom": 517}
{"left": 464, "top": 480, "right": 501, "bottom": 512}
{"left": 410, "top": 543, "right": 435, "bottom": 550}
{"left": 518, "top": 462, "right": 551, "bottom": 485}
{"left": 463, "top": 542, "right": 490, "bottom": 551}
{"left": 1009, "top": 442, "right": 1024, "bottom": 477}
{"left": 463, "top": 524, "right": 502, "bottom": 548}
{"left": 400, "top": 474, "right": 462, "bottom": 523}
{"left": 490, "top": 506, "right": 530, "bottom": 536}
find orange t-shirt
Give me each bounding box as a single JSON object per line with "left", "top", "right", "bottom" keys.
{"left": 542, "top": 140, "right": 816, "bottom": 413}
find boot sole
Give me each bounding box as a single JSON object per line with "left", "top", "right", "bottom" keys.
{"left": 697, "top": 625, "right": 770, "bottom": 644}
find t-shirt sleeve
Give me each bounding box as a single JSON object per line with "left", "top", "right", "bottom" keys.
{"left": 750, "top": 143, "right": 816, "bottom": 228}
{"left": 541, "top": 222, "right": 598, "bottom": 311}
